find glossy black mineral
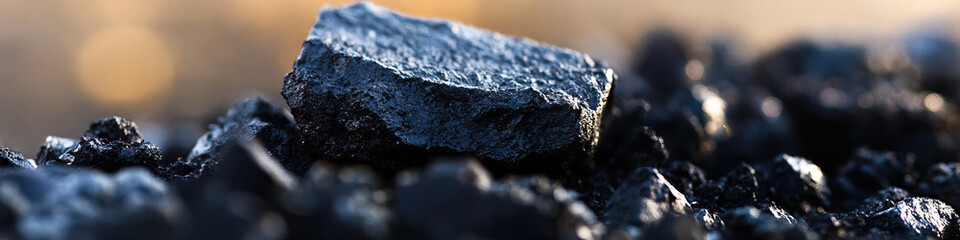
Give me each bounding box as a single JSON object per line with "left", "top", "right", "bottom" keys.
{"left": 282, "top": 2, "right": 615, "bottom": 174}
{"left": 34, "top": 136, "right": 77, "bottom": 166}
{"left": 162, "top": 97, "right": 310, "bottom": 180}
{"left": 0, "top": 147, "right": 34, "bottom": 169}
{"left": 602, "top": 167, "right": 691, "bottom": 238}
{"left": 56, "top": 117, "right": 163, "bottom": 172}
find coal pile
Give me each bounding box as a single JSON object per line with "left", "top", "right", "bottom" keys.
{"left": 4, "top": 2, "right": 960, "bottom": 239}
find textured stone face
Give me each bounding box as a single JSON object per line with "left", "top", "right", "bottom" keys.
{"left": 283, "top": 2, "right": 615, "bottom": 171}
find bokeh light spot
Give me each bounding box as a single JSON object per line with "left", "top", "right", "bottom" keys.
{"left": 76, "top": 26, "right": 174, "bottom": 107}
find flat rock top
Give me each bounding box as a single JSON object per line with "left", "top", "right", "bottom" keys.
{"left": 304, "top": 2, "right": 613, "bottom": 109}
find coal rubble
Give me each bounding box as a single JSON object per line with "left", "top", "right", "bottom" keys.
{"left": 4, "top": 2, "right": 960, "bottom": 240}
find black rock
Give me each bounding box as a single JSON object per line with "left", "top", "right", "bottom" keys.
{"left": 692, "top": 208, "right": 724, "bottom": 231}
{"left": 602, "top": 167, "right": 691, "bottom": 236}
{"left": 917, "top": 163, "right": 960, "bottom": 210}
{"left": 0, "top": 147, "right": 35, "bottom": 169}
{"left": 83, "top": 116, "right": 143, "bottom": 142}
{"left": 658, "top": 160, "right": 707, "bottom": 197}
{"left": 164, "top": 97, "right": 311, "bottom": 179}
{"left": 864, "top": 197, "right": 959, "bottom": 239}
{"left": 831, "top": 149, "right": 915, "bottom": 210}
{"left": 2, "top": 167, "right": 183, "bottom": 240}
{"left": 855, "top": 187, "right": 912, "bottom": 215}
{"left": 35, "top": 136, "right": 78, "bottom": 166}
{"left": 756, "top": 154, "right": 829, "bottom": 213}
{"left": 393, "top": 158, "right": 603, "bottom": 240}
{"left": 282, "top": 2, "right": 615, "bottom": 174}
{"left": 720, "top": 206, "right": 818, "bottom": 240}
{"left": 282, "top": 163, "right": 391, "bottom": 240}
{"left": 694, "top": 163, "right": 761, "bottom": 211}
{"left": 57, "top": 117, "right": 163, "bottom": 172}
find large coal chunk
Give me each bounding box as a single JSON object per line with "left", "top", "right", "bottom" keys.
{"left": 282, "top": 2, "right": 615, "bottom": 173}
{"left": 0, "top": 147, "right": 35, "bottom": 169}
{"left": 57, "top": 117, "right": 163, "bottom": 172}
{"left": 0, "top": 167, "right": 183, "bottom": 240}
{"left": 756, "top": 154, "right": 829, "bottom": 213}
{"left": 282, "top": 164, "right": 391, "bottom": 240}
{"left": 34, "top": 136, "right": 78, "bottom": 166}
{"left": 864, "top": 197, "right": 959, "bottom": 239}
{"left": 393, "top": 158, "right": 603, "bottom": 240}
{"left": 164, "top": 97, "right": 310, "bottom": 179}
{"left": 602, "top": 167, "right": 691, "bottom": 237}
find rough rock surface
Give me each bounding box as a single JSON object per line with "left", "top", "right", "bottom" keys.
{"left": 162, "top": 97, "right": 311, "bottom": 180}
{"left": 918, "top": 163, "right": 960, "bottom": 210}
{"left": 0, "top": 148, "right": 34, "bottom": 169}
{"left": 56, "top": 117, "right": 163, "bottom": 172}
{"left": 865, "top": 197, "right": 959, "bottom": 239}
{"left": 282, "top": 2, "right": 615, "bottom": 173}
{"left": 756, "top": 154, "right": 830, "bottom": 213}
{"left": 393, "top": 158, "right": 604, "bottom": 240}
{"left": 602, "top": 167, "right": 691, "bottom": 237}
{"left": 34, "top": 136, "right": 78, "bottom": 166}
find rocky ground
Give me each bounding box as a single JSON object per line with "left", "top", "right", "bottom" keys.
{"left": 2, "top": 2, "right": 960, "bottom": 240}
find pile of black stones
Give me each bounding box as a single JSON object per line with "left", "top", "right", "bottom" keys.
{"left": 2, "top": 2, "right": 960, "bottom": 239}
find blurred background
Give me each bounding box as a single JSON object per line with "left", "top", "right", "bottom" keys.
{"left": 1, "top": 0, "right": 960, "bottom": 157}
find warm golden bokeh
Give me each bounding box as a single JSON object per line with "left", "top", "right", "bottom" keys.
{"left": 76, "top": 26, "right": 175, "bottom": 108}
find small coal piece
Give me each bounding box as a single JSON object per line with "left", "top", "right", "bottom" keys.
{"left": 602, "top": 167, "right": 691, "bottom": 238}
{"left": 282, "top": 2, "right": 615, "bottom": 174}
{"left": 694, "top": 163, "right": 762, "bottom": 211}
{"left": 393, "top": 158, "right": 603, "bottom": 240}
{"left": 756, "top": 154, "right": 830, "bottom": 213}
{"left": 720, "top": 206, "right": 818, "bottom": 240}
{"left": 0, "top": 147, "right": 35, "bottom": 169}
{"left": 163, "top": 97, "right": 310, "bottom": 180}
{"left": 56, "top": 117, "right": 162, "bottom": 172}
{"left": 34, "top": 136, "right": 78, "bottom": 166}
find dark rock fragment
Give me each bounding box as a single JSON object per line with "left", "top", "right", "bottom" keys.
{"left": 34, "top": 136, "right": 77, "bottom": 166}
{"left": 393, "top": 158, "right": 603, "bottom": 240}
{"left": 83, "top": 116, "right": 143, "bottom": 142}
{"left": 917, "top": 162, "right": 960, "bottom": 210}
{"left": 57, "top": 117, "right": 162, "bottom": 172}
{"left": 831, "top": 149, "right": 915, "bottom": 210}
{"left": 602, "top": 167, "right": 691, "bottom": 236}
{"left": 865, "top": 197, "right": 959, "bottom": 239}
{"left": 0, "top": 147, "right": 34, "bottom": 169}
{"left": 282, "top": 2, "right": 615, "bottom": 174}
{"left": 756, "top": 154, "right": 829, "bottom": 213}
{"left": 163, "top": 97, "right": 310, "bottom": 179}
{"left": 282, "top": 163, "right": 391, "bottom": 240}
{"left": 694, "top": 163, "right": 760, "bottom": 211}
{"left": 692, "top": 208, "right": 724, "bottom": 231}
{"left": 658, "top": 160, "right": 706, "bottom": 196}
{"left": 720, "top": 206, "right": 818, "bottom": 240}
